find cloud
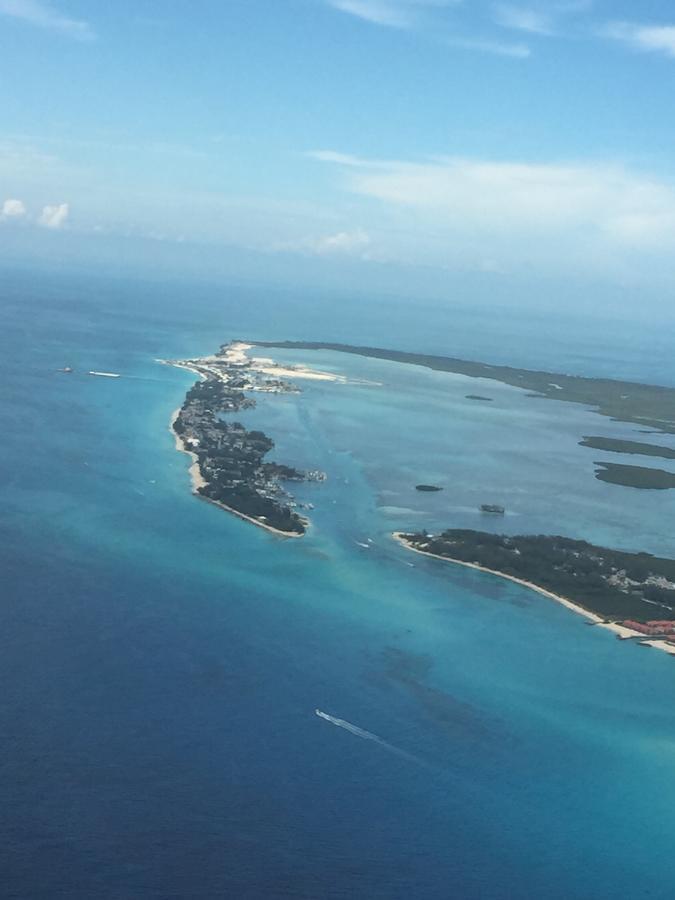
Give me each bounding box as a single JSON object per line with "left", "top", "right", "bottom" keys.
{"left": 447, "top": 36, "right": 531, "bottom": 57}
{"left": 1, "top": 198, "right": 27, "bottom": 219}
{"left": 493, "top": 4, "right": 554, "bottom": 35}
{"left": 1, "top": 196, "right": 70, "bottom": 230}
{"left": 276, "top": 228, "right": 372, "bottom": 257}
{"left": 313, "top": 228, "right": 371, "bottom": 254}
{"left": 308, "top": 150, "right": 373, "bottom": 166}
{"left": 494, "top": 2, "right": 594, "bottom": 38}
{"left": 310, "top": 150, "right": 675, "bottom": 272}
{"left": 604, "top": 22, "right": 675, "bottom": 58}
{"left": 0, "top": 0, "right": 94, "bottom": 40}
{"left": 325, "top": 0, "right": 532, "bottom": 57}
{"left": 38, "top": 202, "right": 69, "bottom": 229}
{"left": 325, "top": 0, "right": 456, "bottom": 29}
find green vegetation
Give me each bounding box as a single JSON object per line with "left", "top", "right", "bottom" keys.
{"left": 252, "top": 340, "right": 675, "bottom": 434}
{"left": 580, "top": 436, "right": 675, "bottom": 459}
{"left": 174, "top": 376, "right": 307, "bottom": 534}
{"left": 594, "top": 462, "right": 675, "bottom": 490}
{"left": 400, "top": 529, "right": 675, "bottom": 622}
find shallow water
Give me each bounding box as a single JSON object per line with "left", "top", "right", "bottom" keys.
{"left": 2, "top": 270, "right": 675, "bottom": 898}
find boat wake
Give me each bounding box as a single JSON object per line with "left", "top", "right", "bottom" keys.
{"left": 314, "top": 709, "right": 422, "bottom": 765}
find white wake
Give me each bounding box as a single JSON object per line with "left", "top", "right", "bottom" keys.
{"left": 314, "top": 709, "right": 421, "bottom": 765}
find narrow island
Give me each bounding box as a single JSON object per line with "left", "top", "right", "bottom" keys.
{"left": 580, "top": 436, "right": 675, "bottom": 460}
{"left": 593, "top": 462, "right": 675, "bottom": 490}
{"left": 394, "top": 529, "right": 675, "bottom": 655}
{"left": 164, "top": 342, "right": 327, "bottom": 536}
{"left": 252, "top": 340, "right": 675, "bottom": 434}
{"left": 251, "top": 339, "right": 675, "bottom": 494}
{"left": 163, "top": 338, "right": 675, "bottom": 658}
{"left": 576, "top": 437, "right": 675, "bottom": 488}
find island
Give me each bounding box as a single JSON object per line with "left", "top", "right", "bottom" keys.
{"left": 251, "top": 340, "right": 675, "bottom": 434}
{"left": 579, "top": 436, "right": 675, "bottom": 460}
{"left": 394, "top": 529, "right": 675, "bottom": 654}
{"left": 165, "top": 342, "right": 327, "bottom": 536}
{"left": 465, "top": 394, "right": 493, "bottom": 402}
{"left": 593, "top": 462, "right": 675, "bottom": 490}
{"left": 163, "top": 339, "right": 675, "bottom": 656}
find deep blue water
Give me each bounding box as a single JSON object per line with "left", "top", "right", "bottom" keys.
{"left": 2, "top": 269, "right": 675, "bottom": 898}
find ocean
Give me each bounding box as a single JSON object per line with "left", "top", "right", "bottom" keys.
{"left": 2, "top": 268, "right": 675, "bottom": 898}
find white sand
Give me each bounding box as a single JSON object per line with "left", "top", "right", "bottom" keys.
{"left": 254, "top": 364, "right": 343, "bottom": 382}
{"left": 221, "top": 341, "right": 253, "bottom": 365}
{"left": 639, "top": 639, "right": 675, "bottom": 656}
{"left": 198, "top": 494, "right": 306, "bottom": 538}
{"left": 170, "top": 408, "right": 206, "bottom": 491}
{"left": 170, "top": 409, "right": 305, "bottom": 538}
{"left": 167, "top": 361, "right": 208, "bottom": 380}
{"left": 597, "top": 623, "right": 642, "bottom": 640}
{"left": 392, "top": 532, "right": 675, "bottom": 657}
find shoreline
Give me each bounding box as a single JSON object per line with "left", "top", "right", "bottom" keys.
{"left": 197, "top": 493, "right": 305, "bottom": 538}
{"left": 170, "top": 408, "right": 304, "bottom": 539}
{"left": 170, "top": 408, "right": 205, "bottom": 491}
{"left": 249, "top": 340, "right": 675, "bottom": 435}
{"left": 392, "top": 533, "right": 675, "bottom": 657}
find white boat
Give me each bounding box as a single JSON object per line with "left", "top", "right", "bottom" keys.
{"left": 88, "top": 371, "right": 121, "bottom": 378}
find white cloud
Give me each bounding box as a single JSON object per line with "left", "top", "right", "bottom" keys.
{"left": 1, "top": 196, "right": 71, "bottom": 230}
{"left": 1, "top": 198, "right": 27, "bottom": 219}
{"left": 308, "top": 150, "right": 373, "bottom": 167}
{"left": 0, "top": 0, "right": 94, "bottom": 40}
{"left": 38, "top": 202, "right": 69, "bottom": 229}
{"left": 493, "top": 4, "right": 554, "bottom": 35}
{"left": 604, "top": 22, "right": 675, "bottom": 58}
{"left": 309, "top": 150, "right": 675, "bottom": 272}
{"left": 325, "top": 0, "right": 456, "bottom": 29}
{"left": 277, "top": 228, "right": 372, "bottom": 257}
{"left": 325, "top": 0, "right": 531, "bottom": 57}
{"left": 448, "top": 36, "right": 531, "bottom": 57}
{"left": 314, "top": 228, "right": 371, "bottom": 254}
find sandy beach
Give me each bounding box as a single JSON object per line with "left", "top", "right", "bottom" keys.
{"left": 392, "top": 532, "right": 675, "bottom": 656}
{"left": 635, "top": 639, "right": 675, "bottom": 657}
{"left": 170, "top": 408, "right": 206, "bottom": 491}
{"left": 161, "top": 343, "right": 346, "bottom": 385}
{"left": 170, "top": 408, "right": 305, "bottom": 538}
{"left": 160, "top": 359, "right": 207, "bottom": 380}
{"left": 197, "top": 494, "right": 306, "bottom": 538}
{"left": 254, "top": 362, "right": 345, "bottom": 382}
{"left": 221, "top": 341, "right": 253, "bottom": 365}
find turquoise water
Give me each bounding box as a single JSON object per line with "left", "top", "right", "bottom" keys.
{"left": 2, "top": 270, "right": 675, "bottom": 898}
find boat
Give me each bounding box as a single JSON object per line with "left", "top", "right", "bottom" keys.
{"left": 88, "top": 371, "right": 121, "bottom": 378}
{"left": 480, "top": 503, "right": 505, "bottom": 515}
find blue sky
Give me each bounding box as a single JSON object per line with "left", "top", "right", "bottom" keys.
{"left": 3, "top": 0, "right": 675, "bottom": 303}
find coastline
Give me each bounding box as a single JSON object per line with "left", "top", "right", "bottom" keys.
{"left": 391, "top": 533, "right": 675, "bottom": 657}
{"left": 170, "top": 408, "right": 304, "bottom": 539}
{"left": 170, "top": 408, "right": 206, "bottom": 491}
{"left": 250, "top": 340, "right": 675, "bottom": 435}
{"left": 197, "top": 493, "right": 305, "bottom": 538}
{"left": 159, "top": 359, "right": 207, "bottom": 381}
